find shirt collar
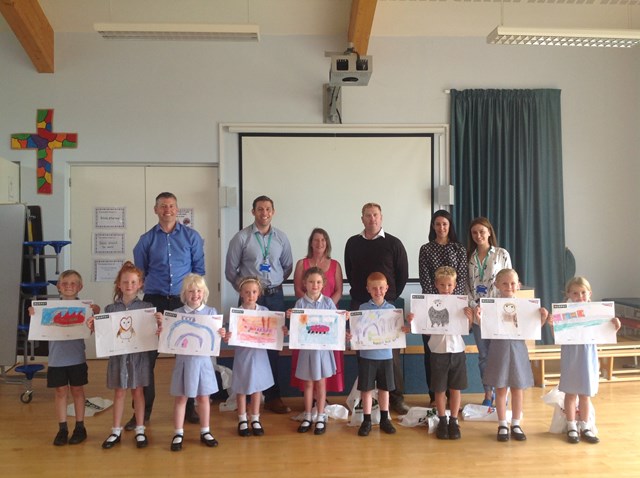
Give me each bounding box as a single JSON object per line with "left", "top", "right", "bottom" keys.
{"left": 183, "top": 303, "right": 205, "bottom": 313}
{"left": 473, "top": 245, "right": 495, "bottom": 257}
{"left": 304, "top": 294, "right": 323, "bottom": 304}
{"left": 360, "top": 227, "right": 385, "bottom": 240}
{"left": 154, "top": 222, "right": 182, "bottom": 234}
{"left": 251, "top": 223, "right": 272, "bottom": 236}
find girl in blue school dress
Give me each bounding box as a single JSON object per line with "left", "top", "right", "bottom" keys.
{"left": 157, "top": 273, "right": 223, "bottom": 452}
{"left": 557, "top": 276, "right": 620, "bottom": 445}
{"left": 89, "top": 261, "right": 154, "bottom": 450}
{"left": 289, "top": 266, "right": 338, "bottom": 435}
{"left": 223, "top": 276, "right": 276, "bottom": 437}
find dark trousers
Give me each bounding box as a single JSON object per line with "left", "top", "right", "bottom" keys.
{"left": 422, "top": 334, "right": 434, "bottom": 402}
{"left": 350, "top": 298, "right": 405, "bottom": 405}
{"left": 256, "top": 290, "right": 285, "bottom": 402}
{"left": 143, "top": 294, "right": 185, "bottom": 418}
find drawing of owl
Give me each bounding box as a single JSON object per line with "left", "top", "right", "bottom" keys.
{"left": 502, "top": 303, "right": 518, "bottom": 328}
{"left": 428, "top": 299, "right": 450, "bottom": 327}
{"left": 117, "top": 316, "right": 135, "bottom": 341}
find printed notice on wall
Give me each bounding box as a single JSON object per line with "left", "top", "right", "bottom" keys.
{"left": 94, "top": 207, "right": 126, "bottom": 228}
{"left": 94, "top": 233, "right": 125, "bottom": 254}
{"left": 94, "top": 259, "right": 124, "bottom": 282}
{"left": 177, "top": 208, "right": 194, "bottom": 228}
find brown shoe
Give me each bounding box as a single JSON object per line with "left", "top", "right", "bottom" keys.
{"left": 264, "top": 398, "right": 291, "bottom": 414}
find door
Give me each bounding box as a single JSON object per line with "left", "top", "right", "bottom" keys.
{"left": 70, "top": 165, "right": 219, "bottom": 358}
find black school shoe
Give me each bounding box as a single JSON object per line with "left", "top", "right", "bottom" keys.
{"left": 380, "top": 419, "right": 396, "bottom": 435}
{"left": 53, "top": 429, "right": 68, "bottom": 446}
{"left": 448, "top": 420, "right": 461, "bottom": 440}
{"left": 68, "top": 427, "right": 87, "bottom": 445}
{"left": 358, "top": 421, "right": 372, "bottom": 437}
{"left": 436, "top": 418, "right": 449, "bottom": 440}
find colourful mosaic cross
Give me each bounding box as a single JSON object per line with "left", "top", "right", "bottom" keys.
{"left": 11, "top": 109, "right": 78, "bottom": 195}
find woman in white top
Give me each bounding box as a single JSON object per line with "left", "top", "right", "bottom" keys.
{"left": 466, "top": 217, "right": 512, "bottom": 406}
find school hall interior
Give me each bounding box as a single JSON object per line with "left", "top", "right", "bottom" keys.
{"left": 1, "top": 1, "right": 639, "bottom": 477}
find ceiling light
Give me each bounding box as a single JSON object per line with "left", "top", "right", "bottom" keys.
{"left": 487, "top": 26, "right": 640, "bottom": 48}
{"left": 94, "top": 23, "right": 260, "bottom": 41}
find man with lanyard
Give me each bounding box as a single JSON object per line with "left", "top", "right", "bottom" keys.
{"left": 132, "top": 192, "right": 205, "bottom": 429}
{"left": 344, "top": 202, "right": 410, "bottom": 414}
{"left": 225, "top": 195, "right": 293, "bottom": 414}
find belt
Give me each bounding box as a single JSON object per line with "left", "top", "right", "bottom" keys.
{"left": 146, "top": 293, "right": 181, "bottom": 301}
{"left": 263, "top": 285, "right": 283, "bottom": 296}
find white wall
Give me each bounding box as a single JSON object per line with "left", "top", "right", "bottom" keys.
{"left": 0, "top": 32, "right": 638, "bottom": 309}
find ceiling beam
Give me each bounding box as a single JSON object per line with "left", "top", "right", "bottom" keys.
{"left": 348, "top": 0, "right": 377, "bottom": 55}
{"left": 0, "top": 0, "right": 54, "bottom": 73}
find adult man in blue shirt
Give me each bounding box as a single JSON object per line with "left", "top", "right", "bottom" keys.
{"left": 130, "top": 192, "right": 205, "bottom": 429}
{"left": 225, "top": 195, "right": 293, "bottom": 413}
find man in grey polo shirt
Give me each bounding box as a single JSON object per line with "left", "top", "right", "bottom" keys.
{"left": 225, "top": 195, "right": 293, "bottom": 413}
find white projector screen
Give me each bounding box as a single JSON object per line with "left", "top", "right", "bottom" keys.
{"left": 239, "top": 133, "right": 433, "bottom": 280}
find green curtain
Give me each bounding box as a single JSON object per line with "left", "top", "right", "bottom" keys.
{"left": 450, "top": 89, "right": 564, "bottom": 344}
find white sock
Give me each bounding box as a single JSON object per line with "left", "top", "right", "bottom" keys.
{"left": 498, "top": 420, "right": 508, "bottom": 435}
{"left": 107, "top": 427, "right": 122, "bottom": 441}
{"left": 200, "top": 427, "right": 210, "bottom": 435}
{"left": 303, "top": 412, "right": 312, "bottom": 422}
{"left": 238, "top": 414, "right": 248, "bottom": 430}
{"left": 567, "top": 420, "right": 577, "bottom": 431}
{"left": 135, "top": 425, "right": 145, "bottom": 441}
{"left": 251, "top": 414, "right": 262, "bottom": 428}
{"left": 511, "top": 418, "right": 521, "bottom": 428}
{"left": 172, "top": 430, "right": 183, "bottom": 444}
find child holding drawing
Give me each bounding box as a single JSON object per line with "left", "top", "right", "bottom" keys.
{"left": 222, "top": 276, "right": 276, "bottom": 437}
{"left": 156, "top": 273, "right": 221, "bottom": 451}
{"left": 557, "top": 276, "right": 620, "bottom": 444}
{"left": 290, "top": 267, "right": 337, "bottom": 435}
{"left": 407, "top": 266, "right": 470, "bottom": 440}
{"left": 29, "top": 270, "right": 100, "bottom": 446}
{"left": 88, "top": 261, "right": 154, "bottom": 450}
{"left": 467, "top": 268, "right": 549, "bottom": 442}
{"left": 347, "top": 272, "right": 398, "bottom": 437}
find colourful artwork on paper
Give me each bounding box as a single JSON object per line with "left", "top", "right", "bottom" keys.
{"left": 228, "top": 308, "right": 285, "bottom": 351}
{"left": 288, "top": 309, "right": 346, "bottom": 351}
{"left": 11, "top": 109, "right": 78, "bottom": 194}
{"left": 94, "top": 308, "right": 158, "bottom": 357}
{"left": 28, "top": 300, "right": 92, "bottom": 341}
{"left": 551, "top": 301, "right": 617, "bottom": 345}
{"left": 158, "top": 311, "right": 223, "bottom": 356}
{"left": 480, "top": 298, "right": 542, "bottom": 340}
{"left": 410, "top": 294, "right": 469, "bottom": 336}
{"left": 349, "top": 308, "right": 406, "bottom": 350}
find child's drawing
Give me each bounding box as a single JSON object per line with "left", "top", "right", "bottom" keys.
{"left": 94, "top": 307, "right": 158, "bottom": 357}
{"left": 349, "top": 308, "right": 406, "bottom": 351}
{"left": 480, "top": 298, "right": 541, "bottom": 340}
{"left": 429, "top": 299, "right": 450, "bottom": 327}
{"left": 28, "top": 300, "right": 92, "bottom": 341}
{"left": 158, "top": 310, "right": 223, "bottom": 356}
{"left": 228, "top": 308, "right": 285, "bottom": 351}
{"left": 410, "top": 294, "right": 469, "bottom": 336}
{"left": 502, "top": 302, "right": 518, "bottom": 328}
{"left": 551, "top": 301, "right": 617, "bottom": 345}
{"left": 116, "top": 316, "right": 135, "bottom": 341}
{"left": 289, "top": 309, "right": 346, "bottom": 351}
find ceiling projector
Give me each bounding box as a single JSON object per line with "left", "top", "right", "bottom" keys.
{"left": 328, "top": 52, "right": 372, "bottom": 86}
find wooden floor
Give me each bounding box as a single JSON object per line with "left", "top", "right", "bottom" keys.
{"left": 2, "top": 358, "right": 639, "bottom": 478}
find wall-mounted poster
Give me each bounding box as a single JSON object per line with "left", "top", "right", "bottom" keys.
{"left": 93, "top": 307, "right": 157, "bottom": 357}
{"left": 410, "top": 294, "right": 469, "bottom": 336}
{"left": 93, "top": 233, "right": 125, "bottom": 254}
{"left": 158, "top": 310, "right": 223, "bottom": 356}
{"left": 228, "top": 308, "right": 285, "bottom": 351}
{"left": 551, "top": 301, "right": 617, "bottom": 345}
{"left": 177, "top": 208, "right": 194, "bottom": 228}
{"left": 94, "top": 259, "right": 124, "bottom": 282}
{"left": 94, "top": 207, "right": 126, "bottom": 228}
{"left": 349, "top": 308, "right": 406, "bottom": 350}
{"left": 288, "top": 309, "right": 346, "bottom": 351}
{"left": 480, "top": 298, "right": 542, "bottom": 340}
{"left": 28, "top": 300, "right": 93, "bottom": 341}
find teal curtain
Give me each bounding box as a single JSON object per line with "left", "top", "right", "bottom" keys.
{"left": 450, "top": 89, "right": 564, "bottom": 344}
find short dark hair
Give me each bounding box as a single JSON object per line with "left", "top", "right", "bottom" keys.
{"left": 155, "top": 192, "right": 177, "bottom": 205}
{"left": 252, "top": 195, "right": 274, "bottom": 210}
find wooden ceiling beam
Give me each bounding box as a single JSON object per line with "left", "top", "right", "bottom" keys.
{"left": 348, "top": 0, "right": 377, "bottom": 55}
{"left": 0, "top": 0, "right": 54, "bottom": 73}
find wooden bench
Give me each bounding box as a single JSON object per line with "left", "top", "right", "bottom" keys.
{"left": 528, "top": 341, "right": 640, "bottom": 387}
